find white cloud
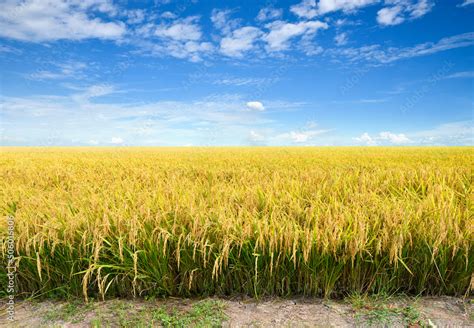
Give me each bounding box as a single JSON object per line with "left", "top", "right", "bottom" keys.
{"left": 256, "top": 7, "right": 283, "bottom": 21}
{"left": 356, "top": 122, "right": 472, "bottom": 146}
{"left": 409, "top": 0, "right": 433, "bottom": 18}
{"left": 331, "top": 32, "right": 474, "bottom": 64}
{"left": 377, "top": 0, "right": 434, "bottom": 26}
{"left": 138, "top": 17, "right": 213, "bottom": 62}
{"left": 111, "top": 137, "right": 124, "bottom": 144}
{"left": 409, "top": 121, "right": 473, "bottom": 145}
{"left": 264, "top": 20, "right": 328, "bottom": 51}
{"left": 161, "top": 11, "right": 177, "bottom": 19}
{"left": 353, "top": 133, "right": 369, "bottom": 145}
{"left": 70, "top": 84, "right": 116, "bottom": 104}
{"left": 290, "top": 131, "right": 316, "bottom": 143}
{"left": 277, "top": 129, "right": 331, "bottom": 143}
{"left": 379, "top": 131, "right": 411, "bottom": 144}
{"left": 126, "top": 9, "right": 145, "bottom": 24}
{"left": 154, "top": 17, "right": 202, "bottom": 41}
{"left": 334, "top": 32, "right": 348, "bottom": 46}
{"left": 354, "top": 132, "right": 376, "bottom": 145}
{"left": 443, "top": 71, "right": 474, "bottom": 79}
{"left": 161, "top": 40, "right": 214, "bottom": 62}
{"left": 210, "top": 10, "right": 264, "bottom": 58}
{"left": 248, "top": 130, "right": 265, "bottom": 142}
{"left": 290, "top": 0, "right": 319, "bottom": 19}
{"left": 354, "top": 131, "right": 411, "bottom": 145}
{"left": 377, "top": 6, "right": 405, "bottom": 25}
{"left": 317, "top": 0, "right": 379, "bottom": 14}
{"left": 28, "top": 61, "right": 87, "bottom": 80}
{"left": 0, "top": 45, "right": 20, "bottom": 54}
{"left": 246, "top": 101, "right": 265, "bottom": 111}
{"left": 332, "top": 98, "right": 388, "bottom": 104}
{"left": 211, "top": 9, "right": 240, "bottom": 36}
{"left": 220, "top": 26, "right": 262, "bottom": 57}
{"left": 0, "top": 0, "right": 126, "bottom": 42}
{"left": 213, "top": 77, "right": 276, "bottom": 86}
{"left": 0, "top": 91, "right": 279, "bottom": 146}
{"left": 459, "top": 0, "right": 474, "bottom": 6}
{"left": 299, "top": 40, "right": 324, "bottom": 55}
{"left": 291, "top": 0, "right": 378, "bottom": 18}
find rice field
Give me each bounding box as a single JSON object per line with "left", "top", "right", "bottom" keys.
{"left": 0, "top": 147, "right": 472, "bottom": 300}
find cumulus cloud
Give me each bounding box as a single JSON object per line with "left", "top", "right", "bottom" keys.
{"left": 377, "top": 6, "right": 405, "bottom": 25}
{"left": 291, "top": 0, "right": 378, "bottom": 18}
{"left": 354, "top": 131, "right": 412, "bottom": 145}
{"left": 0, "top": 0, "right": 126, "bottom": 42}
{"left": 264, "top": 20, "right": 328, "bottom": 51}
{"left": 355, "top": 121, "right": 473, "bottom": 146}
{"left": 277, "top": 129, "right": 331, "bottom": 143}
{"left": 246, "top": 101, "right": 265, "bottom": 111}
{"left": 154, "top": 16, "right": 202, "bottom": 41}
{"left": 138, "top": 17, "right": 213, "bottom": 62}
{"left": 354, "top": 132, "right": 376, "bottom": 145}
{"left": 379, "top": 131, "right": 411, "bottom": 144}
{"left": 290, "top": 0, "right": 318, "bottom": 19}
{"left": 377, "top": 0, "right": 434, "bottom": 26}
{"left": 317, "top": 0, "right": 379, "bottom": 14}
{"left": 220, "top": 26, "right": 262, "bottom": 57}
{"left": 210, "top": 10, "right": 263, "bottom": 58}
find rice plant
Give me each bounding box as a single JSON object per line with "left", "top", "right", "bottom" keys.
{"left": 0, "top": 147, "right": 472, "bottom": 299}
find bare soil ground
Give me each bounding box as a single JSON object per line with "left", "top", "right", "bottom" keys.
{"left": 0, "top": 296, "right": 472, "bottom": 327}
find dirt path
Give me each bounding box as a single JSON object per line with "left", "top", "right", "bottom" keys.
{"left": 1, "top": 296, "right": 472, "bottom": 327}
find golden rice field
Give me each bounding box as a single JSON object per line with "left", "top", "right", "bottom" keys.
{"left": 0, "top": 147, "right": 472, "bottom": 299}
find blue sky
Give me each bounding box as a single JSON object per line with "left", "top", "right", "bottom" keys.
{"left": 0, "top": 0, "right": 472, "bottom": 146}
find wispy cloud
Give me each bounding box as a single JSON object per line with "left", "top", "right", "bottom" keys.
{"left": 442, "top": 71, "right": 474, "bottom": 79}
{"left": 213, "top": 77, "right": 278, "bottom": 86}
{"left": 332, "top": 98, "right": 389, "bottom": 104}
{"left": 256, "top": 7, "right": 283, "bottom": 22}
{"left": 27, "top": 61, "right": 87, "bottom": 80}
{"left": 458, "top": 0, "right": 474, "bottom": 7}
{"left": 331, "top": 32, "right": 474, "bottom": 64}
